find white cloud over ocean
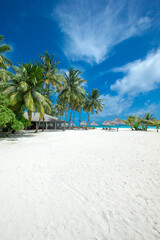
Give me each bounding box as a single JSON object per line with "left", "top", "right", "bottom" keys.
{"left": 54, "top": 0, "right": 151, "bottom": 63}
{"left": 111, "top": 49, "right": 160, "bottom": 96}
{"left": 97, "top": 49, "right": 160, "bottom": 117}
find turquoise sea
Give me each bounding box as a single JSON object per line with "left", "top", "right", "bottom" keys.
{"left": 89, "top": 125, "right": 156, "bottom": 129}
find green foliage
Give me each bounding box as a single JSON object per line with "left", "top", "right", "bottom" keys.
{"left": 0, "top": 35, "right": 12, "bottom": 69}
{"left": 125, "top": 113, "right": 156, "bottom": 131}
{"left": 151, "top": 120, "right": 160, "bottom": 132}
{"left": 16, "top": 106, "right": 29, "bottom": 127}
{"left": 123, "top": 115, "right": 137, "bottom": 130}
{"left": 84, "top": 89, "right": 104, "bottom": 115}
{"left": 84, "top": 89, "right": 105, "bottom": 129}
{"left": 0, "top": 35, "right": 106, "bottom": 134}
{"left": 140, "top": 112, "right": 155, "bottom": 131}
{"left": 39, "top": 51, "right": 63, "bottom": 93}
{"left": 4, "top": 62, "right": 52, "bottom": 124}
{"left": 0, "top": 94, "right": 24, "bottom": 133}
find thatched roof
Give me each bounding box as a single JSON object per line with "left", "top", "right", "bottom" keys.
{"left": 102, "top": 120, "right": 108, "bottom": 126}
{"left": 108, "top": 120, "right": 115, "bottom": 126}
{"left": 24, "top": 112, "right": 65, "bottom": 122}
{"left": 90, "top": 121, "right": 98, "bottom": 126}
{"left": 102, "top": 120, "right": 115, "bottom": 126}
{"left": 80, "top": 121, "right": 87, "bottom": 126}
{"left": 112, "top": 117, "right": 125, "bottom": 125}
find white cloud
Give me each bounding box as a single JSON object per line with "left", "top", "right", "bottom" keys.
{"left": 98, "top": 49, "right": 160, "bottom": 117}
{"left": 91, "top": 94, "right": 133, "bottom": 118}
{"left": 111, "top": 49, "right": 160, "bottom": 96}
{"left": 128, "top": 102, "right": 158, "bottom": 116}
{"left": 54, "top": 0, "right": 151, "bottom": 63}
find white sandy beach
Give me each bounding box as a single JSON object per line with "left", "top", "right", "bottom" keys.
{"left": 0, "top": 129, "right": 160, "bottom": 240}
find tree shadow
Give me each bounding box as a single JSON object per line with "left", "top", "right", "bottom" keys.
{"left": 0, "top": 130, "right": 36, "bottom": 142}
{"left": 0, "top": 129, "right": 66, "bottom": 142}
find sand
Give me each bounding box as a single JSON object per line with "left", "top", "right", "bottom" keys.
{"left": 0, "top": 129, "right": 160, "bottom": 240}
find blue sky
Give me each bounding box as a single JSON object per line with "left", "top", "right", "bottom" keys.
{"left": 1, "top": 0, "right": 160, "bottom": 124}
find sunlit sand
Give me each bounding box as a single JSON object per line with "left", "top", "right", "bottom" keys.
{"left": 0, "top": 129, "right": 160, "bottom": 240}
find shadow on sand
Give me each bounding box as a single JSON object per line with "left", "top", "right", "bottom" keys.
{"left": 0, "top": 129, "right": 66, "bottom": 142}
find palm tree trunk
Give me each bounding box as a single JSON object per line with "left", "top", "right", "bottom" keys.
{"left": 86, "top": 113, "right": 90, "bottom": 130}
{"left": 35, "top": 118, "right": 41, "bottom": 133}
{"left": 72, "top": 110, "right": 75, "bottom": 129}
{"left": 68, "top": 108, "right": 73, "bottom": 130}
{"left": 42, "top": 116, "right": 45, "bottom": 131}
{"left": 63, "top": 103, "right": 68, "bottom": 131}
{"left": 28, "top": 110, "right": 32, "bottom": 126}
{"left": 79, "top": 109, "right": 81, "bottom": 129}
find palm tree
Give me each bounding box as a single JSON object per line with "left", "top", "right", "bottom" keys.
{"left": 4, "top": 63, "right": 51, "bottom": 125}
{"left": 74, "top": 98, "right": 85, "bottom": 129}
{"left": 152, "top": 120, "right": 160, "bottom": 132}
{"left": 123, "top": 116, "right": 136, "bottom": 130}
{"left": 39, "top": 51, "right": 63, "bottom": 92}
{"left": 39, "top": 51, "right": 64, "bottom": 130}
{"left": 141, "top": 112, "right": 155, "bottom": 131}
{"left": 54, "top": 99, "right": 66, "bottom": 119}
{"left": 0, "top": 35, "right": 12, "bottom": 69}
{"left": 0, "top": 69, "right": 13, "bottom": 91}
{"left": 83, "top": 89, "right": 104, "bottom": 129}
{"left": 59, "top": 67, "right": 86, "bottom": 130}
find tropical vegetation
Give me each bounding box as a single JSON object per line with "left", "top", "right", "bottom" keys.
{"left": 124, "top": 113, "right": 159, "bottom": 131}
{"left": 0, "top": 35, "right": 105, "bottom": 136}
{"left": 83, "top": 89, "right": 104, "bottom": 129}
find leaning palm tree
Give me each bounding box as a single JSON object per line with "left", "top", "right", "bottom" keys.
{"left": 0, "top": 35, "right": 12, "bottom": 69}
{"left": 83, "top": 89, "right": 104, "bottom": 129}
{"left": 4, "top": 63, "right": 52, "bottom": 125}
{"left": 123, "top": 115, "right": 137, "bottom": 130}
{"left": 151, "top": 120, "right": 160, "bottom": 132}
{"left": 59, "top": 67, "right": 86, "bottom": 130}
{"left": 141, "top": 112, "right": 155, "bottom": 131}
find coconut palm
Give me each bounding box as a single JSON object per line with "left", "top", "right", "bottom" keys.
{"left": 39, "top": 51, "right": 65, "bottom": 130}
{"left": 39, "top": 51, "right": 63, "bottom": 92}
{"left": 0, "top": 35, "right": 12, "bottom": 69}
{"left": 0, "top": 69, "right": 13, "bottom": 92}
{"left": 59, "top": 67, "right": 86, "bottom": 130}
{"left": 152, "top": 120, "right": 160, "bottom": 132}
{"left": 74, "top": 98, "right": 85, "bottom": 129}
{"left": 4, "top": 63, "right": 51, "bottom": 125}
{"left": 141, "top": 112, "right": 155, "bottom": 131}
{"left": 123, "top": 116, "right": 137, "bottom": 130}
{"left": 84, "top": 89, "right": 104, "bottom": 129}
{"left": 54, "top": 99, "right": 66, "bottom": 119}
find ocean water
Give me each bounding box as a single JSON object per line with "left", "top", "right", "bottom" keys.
{"left": 89, "top": 125, "right": 156, "bottom": 129}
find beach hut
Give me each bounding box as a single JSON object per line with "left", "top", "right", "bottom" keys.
{"left": 80, "top": 121, "right": 87, "bottom": 126}
{"left": 90, "top": 121, "right": 98, "bottom": 126}
{"left": 24, "top": 112, "right": 65, "bottom": 130}
{"left": 112, "top": 117, "right": 125, "bottom": 131}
